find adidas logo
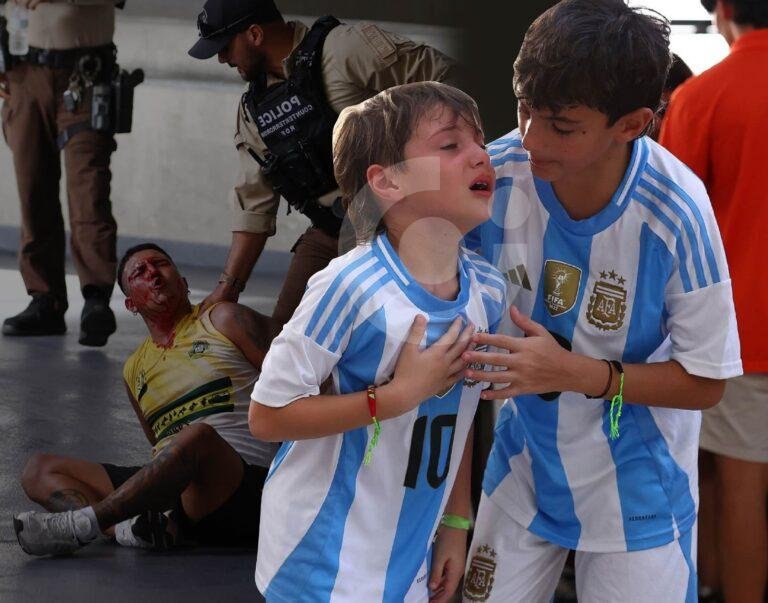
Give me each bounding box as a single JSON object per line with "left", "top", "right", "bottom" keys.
{"left": 506, "top": 264, "right": 531, "bottom": 291}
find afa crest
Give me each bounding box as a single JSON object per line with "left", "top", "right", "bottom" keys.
{"left": 586, "top": 269, "right": 628, "bottom": 331}
{"left": 544, "top": 260, "right": 582, "bottom": 317}
{"left": 463, "top": 544, "right": 498, "bottom": 601}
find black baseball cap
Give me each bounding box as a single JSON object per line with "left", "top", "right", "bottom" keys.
{"left": 188, "top": 0, "right": 282, "bottom": 60}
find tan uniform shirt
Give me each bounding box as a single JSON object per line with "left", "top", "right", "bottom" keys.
{"left": 231, "top": 20, "right": 458, "bottom": 235}
{"left": 21, "top": 0, "right": 117, "bottom": 50}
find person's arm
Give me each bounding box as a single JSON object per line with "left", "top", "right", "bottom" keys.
{"left": 249, "top": 315, "right": 474, "bottom": 442}
{"left": 203, "top": 231, "right": 270, "bottom": 309}
{"left": 363, "top": 30, "right": 459, "bottom": 92}
{"left": 463, "top": 306, "right": 725, "bottom": 410}
{"left": 209, "top": 301, "right": 277, "bottom": 370}
{"left": 428, "top": 425, "right": 473, "bottom": 603}
{"left": 323, "top": 24, "right": 459, "bottom": 112}
{"left": 124, "top": 380, "right": 157, "bottom": 447}
{"left": 202, "top": 106, "right": 280, "bottom": 310}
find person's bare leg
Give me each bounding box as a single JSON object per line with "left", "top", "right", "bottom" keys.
{"left": 20, "top": 453, "right": 120, "bottom": 537}
{"left": 716, "top": 453, "right": 768, "bottom": 603}
{"left": 92, "top": 423, "right": 244, "bottom": 531}
{"left": 21, "top": 453, "right": 115, "bottom": 511}
{"left": 698, "top": 450, "right": 721, "bottom": 596}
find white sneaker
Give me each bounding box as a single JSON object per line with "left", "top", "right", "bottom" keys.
{"left": 13, "top": 510, "right": 90, "bottom": 556}
{"left": 114, "top": 515, "right": 153, "bottom": 549}
{"left": 114, "top": 511, "right": 176, "bottom": 551}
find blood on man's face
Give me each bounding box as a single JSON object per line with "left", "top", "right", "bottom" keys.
{"left": 123, "top": 250, "right": 187, "bottom": 315}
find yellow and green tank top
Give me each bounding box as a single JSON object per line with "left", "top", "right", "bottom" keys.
{"left": 123, "top": 304, "right": 277, "bottom": 467}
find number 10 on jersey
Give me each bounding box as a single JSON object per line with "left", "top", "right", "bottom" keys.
{"left": 403, "top": 414, "right": 458, "bottom": 489}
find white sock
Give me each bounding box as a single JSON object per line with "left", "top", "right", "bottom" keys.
{"left": 72, "top": 506, "right": 102, "bottom": 542}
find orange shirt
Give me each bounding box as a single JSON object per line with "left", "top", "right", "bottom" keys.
{"left": 660, "top": 29, "right": 768, "bottom": 372}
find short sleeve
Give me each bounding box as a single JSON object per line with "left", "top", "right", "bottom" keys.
{"left": 665, "top": 283, "right": 742, "bottom": 379}
{"left": 251, "top": 260, "right": 357, "bottom": 407}
{"left": 250, "top": 326, "right": 341, "bottom": 408}
{"left": 231, "top": 102, "right": 280, "bottom": 234}
{"left": 663, "top": 183, "right": 742, "bottom": 379}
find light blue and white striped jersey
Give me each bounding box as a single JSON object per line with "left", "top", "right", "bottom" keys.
{"left": 251, "top": 233, "right": 507, "bottom": 602}
{"left": 467, "top": 130, "right": 742, "bottom": 553}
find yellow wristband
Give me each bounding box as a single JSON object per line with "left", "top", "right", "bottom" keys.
{"left": 440, "top": 514, "right": 473, "bottom": 530}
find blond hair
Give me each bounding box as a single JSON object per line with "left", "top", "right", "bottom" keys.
{"left": 332, "top": 81, "right": 483, "bottom": 243}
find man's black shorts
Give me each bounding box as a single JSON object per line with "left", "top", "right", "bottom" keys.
{"left": 101, "top": 459, "right": 268, "bottom": 547}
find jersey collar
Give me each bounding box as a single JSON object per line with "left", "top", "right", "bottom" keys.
{"left": 533, "top": 136, "right": 649, "bottom": 236}
{"left": 373, "top": 233, "right": 471, "bottom": 312}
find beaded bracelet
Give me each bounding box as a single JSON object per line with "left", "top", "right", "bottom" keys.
{"left": 608, "top": 360, "right": 625, "bottom": 440}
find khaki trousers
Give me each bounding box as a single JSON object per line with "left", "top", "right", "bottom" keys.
{"left": 272, "top": 226, "right": 339, "bottom": 327}
{"left": 1, "top": 62, "right": 117, "bottom": 306}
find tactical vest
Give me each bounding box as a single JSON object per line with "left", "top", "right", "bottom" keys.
{"left": 244, "top": 16, "right": 343, "bottom": 238}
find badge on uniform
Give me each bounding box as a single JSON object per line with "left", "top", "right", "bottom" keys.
{"left": 586, "top": 269, "right": 628, "bottom": 331}
{"left": 463, "top": 544, "right": 498, "bottom": 601}
{"left": 188, "top": 339, "right": 210, "bottom": 358}
{"left": 543, "top": 260, "right": 582, "bottom": 317}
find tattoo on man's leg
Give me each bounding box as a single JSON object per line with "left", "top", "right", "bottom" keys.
{"left": 46, "top": 489, "right": 89, "bottom": 511}
{"left": 92, "top": 437, "right": 196, "bottom": 530}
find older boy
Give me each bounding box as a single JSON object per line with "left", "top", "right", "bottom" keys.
{"left": 460, "top": 1, "right": 742, "bottom": 601}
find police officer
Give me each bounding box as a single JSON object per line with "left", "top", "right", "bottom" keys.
{"left": 189, "top": 0, "right": 457, "bottom": 326}
{"left": 0, "top": 0, "right": 125, "bottom": 346}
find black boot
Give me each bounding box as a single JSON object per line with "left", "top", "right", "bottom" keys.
{"left": 2, "top": 295, "right": 67, "bottom": 337}
{"left": 79, "top": 286, "right": 116, "bottom": 347}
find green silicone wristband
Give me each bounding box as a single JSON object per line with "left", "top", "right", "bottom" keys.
{"left": 440, "top": 514, "right": 473, "bottom": 530}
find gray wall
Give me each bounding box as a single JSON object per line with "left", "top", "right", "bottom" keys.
{"left": 126, "top": 0, "right": 460, "bottom": 26}
{"left": 0, "top": 6, "right": 458, "bottom": 269}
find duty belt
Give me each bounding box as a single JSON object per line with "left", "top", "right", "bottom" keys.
{"left": 23, "top": 44, "right": 115, "bottom": 70}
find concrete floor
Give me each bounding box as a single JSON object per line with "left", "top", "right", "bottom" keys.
{"left": 0, "top": 252, "right": 281, "bottom": 603}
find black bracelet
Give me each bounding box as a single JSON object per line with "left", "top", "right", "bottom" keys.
{"left": 609, "top": 360, "right": 624, "bottom": 378}
{"left": 586, "top": 359, "right": 613, "bottom": 399}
